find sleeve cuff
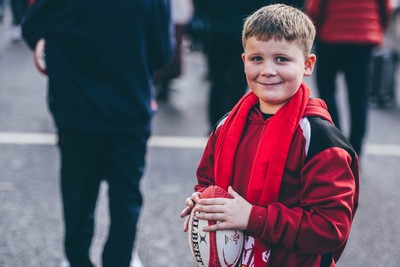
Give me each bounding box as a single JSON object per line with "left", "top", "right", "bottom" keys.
{"left": 247, "top": 205, "right": 268, "bottom": 235}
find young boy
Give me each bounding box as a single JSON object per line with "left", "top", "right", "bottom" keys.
{"left": 180, "top": 4, "right": 359, "bottom": 267}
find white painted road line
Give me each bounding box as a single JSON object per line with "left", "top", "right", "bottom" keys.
{"left": 0, "top": 132, "right": 399, "bottom": 156}
{"left": 363, "top": 144, "right": 400, "bottom": 156}
{"left": 0, "top": 132, "right": 56, "bottom": 145}
{"left": 0, "top": 132, "right": 208, "bottom": 148}
{"left": 148, "top": 135, "right": 207, "bottom": 149}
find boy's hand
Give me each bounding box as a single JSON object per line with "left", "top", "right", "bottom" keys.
{"left": 194, "top": 186, "right": 252, "bottom": 232}
{"left": 180, "top": 191, "right": 201, "bottom": 232}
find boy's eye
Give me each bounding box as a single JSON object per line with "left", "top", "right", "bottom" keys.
{"left": 251, "top": 56, "right": 263, "bottom": 62}
{"left": 275, "top": 56, "right": 288, "bottom": 63}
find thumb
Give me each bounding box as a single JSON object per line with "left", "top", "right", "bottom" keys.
{"left": 228, "top": 186, "right": 239, "bottom": 198}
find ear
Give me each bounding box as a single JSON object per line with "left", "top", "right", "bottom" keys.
{"left": 304, "top": 54, "right": 316, "bottom": 77}
{"left": 241, "top": 53, "right": 246, "bottom": 72}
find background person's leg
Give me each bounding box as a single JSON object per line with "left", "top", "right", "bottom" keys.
{"left": 58, "top": 130, "right": 106, "bottom": 267}
{"left": 315, "top": 42, "right": 342, "bottom": 129}
{"left": 102, "top": 132, "right": 149, "bottom": 267}
{"left": 343, "top": 44, "right": 374, "bottom": 155}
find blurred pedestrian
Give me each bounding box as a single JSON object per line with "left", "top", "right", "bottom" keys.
{"left": 274, "top": 0, "right": 304, "bottom": 9}
{"left": 22, "top": 0, "right": 173, "bottom": 267}
{"left": 0, "top": 0, "right": 4, "bottom": 23}
{"left": 154, "top": 0, "right": 193, "bottom": 102}
{"left": 199, "top": 0, "right": 271, "bottom": 130}
{"left": 10, "top": 0, "right": 28, "bottom": 41}
{"left": 305, "top": 0, "right": 392, "bottom": 155}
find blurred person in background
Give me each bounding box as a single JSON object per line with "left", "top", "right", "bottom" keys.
{"left": 276, "top": 0, "right": 304, "bottom": 9}
{"left": 305, "top": 0, "right": 392, "bottom": 155}
{"left": 22, "top": 0, "right": 173, "bottom": 267}
{"left": 0, "top": 0, "right": 4, "bottom": 23}
{"left": 196, "top": 0, "right": 272, "bottom": 130}
{"left": 154, "top": 0, "right": 193, "bottom": 102}
{"left": 10, "top": 0, "right": 28, "bottom": 41}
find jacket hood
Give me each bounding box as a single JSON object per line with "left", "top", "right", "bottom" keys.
{"left": 247, "top": 98, "right": 333, "bottom": 124}
{"left": 304, "top": 98, "right": 333, "bottom": 124}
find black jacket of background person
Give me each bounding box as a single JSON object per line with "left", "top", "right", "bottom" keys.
{"left": 22, "top": 0, "right": 173, "bottom": 134}
{"left": 194, "top": 0, "right": 269, "bottom": 35}
{"left": 194, "top": 0, "right": 304, "bottom": 36}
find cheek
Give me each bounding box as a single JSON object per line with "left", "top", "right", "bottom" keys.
{"left": 280, "top": 67, "right": 302, "bottom": 81}
{"left": 243, "top": 65, "right": 258, "bottom": 79}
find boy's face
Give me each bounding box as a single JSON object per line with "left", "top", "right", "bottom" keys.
{"left": 241, "top": 37, "right": 316, "bottom": 114}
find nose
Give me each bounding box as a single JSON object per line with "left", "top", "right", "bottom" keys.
{"left": 260, "top": 60, "right": 276, "bottom": 77}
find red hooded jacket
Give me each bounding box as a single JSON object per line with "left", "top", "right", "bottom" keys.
{"left": 195, "top": 98, "right": 359, "bottom": 266}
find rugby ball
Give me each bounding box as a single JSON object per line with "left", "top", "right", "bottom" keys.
{"left": 188, "top": 185, "right": 244, "bottom": 267}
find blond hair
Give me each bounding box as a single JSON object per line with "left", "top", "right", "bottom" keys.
{"left": 242, "top": 4, "right": 315, "bottom": 56}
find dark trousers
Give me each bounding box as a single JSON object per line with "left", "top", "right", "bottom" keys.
{"left": 58, "top": 129, "right": 149, "bottom": 267}
{"left": 315, "top": 42, "right": 374, "bottom": 155}
{"left": 204, "top": 32, "right": 248, "bottom": 128}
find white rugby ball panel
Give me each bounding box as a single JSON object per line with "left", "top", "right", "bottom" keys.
{"left": 188, "top": 210, "right": 210, "bottom": 267}
{"left": 216, "top": 228, "right": 244, "bottom": 266}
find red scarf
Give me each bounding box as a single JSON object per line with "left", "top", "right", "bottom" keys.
{"left": 213, "top": 82, "right": 311, "bottom": 266}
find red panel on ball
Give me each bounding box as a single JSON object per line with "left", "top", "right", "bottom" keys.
{"left": 200, "top": 185, "right": 231, "bottom": 199}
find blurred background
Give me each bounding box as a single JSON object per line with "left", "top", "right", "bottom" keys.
{"left": 1, "top": 0, "right": 400, "bottom": 266}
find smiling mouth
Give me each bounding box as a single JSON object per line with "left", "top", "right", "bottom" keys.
{"left": 258, "top": 81, "right": 283, "bottom": 86}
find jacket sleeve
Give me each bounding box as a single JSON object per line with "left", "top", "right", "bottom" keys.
{"left": 247, "top": 147, "right": 359, "bottom": 255}
{"left": 194, "top": 130, "right": 219, "bottom": 193}
{"left": 22, "top": 0, "right": 68, "bottom": 50}
{"left": 22, "top": 0, "right": 49, "bottom": 49}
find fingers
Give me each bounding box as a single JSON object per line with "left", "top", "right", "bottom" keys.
{"left": 191, "top": 191, "right": 201, "bottom": 202}
{"left": 180, "top": 206, "right": 191, "bottom": 218}
{"left": 182, "top": 210, "right": 226, "bottom": 232}
{"left": 181, "top": 190, "right": 245, "bottom": 233}
{"left": 201, "top": 221, "right": 228, "bottom": 232}
{"left": 181, "top": 192, "right": 200, "bottom": 218}
{"left": 228, "top": 186, "right": 239, "bottom": 198}
{"left": 185, "top": 197, "right": 194, "bottom": 207}
{"left": 194, "top": 201, "right": 226, "bottom": 213}
{"left": 197, "top": 197, "right": 227, "bottom": 206}
{"left": 182, "top": 215, "right": 190, "bottom": 232}
{"left": 195, "top": 210, "right": 224, "bottom": 222}
{"left": 181, "top": 192, "right": 201, "bottom": 232}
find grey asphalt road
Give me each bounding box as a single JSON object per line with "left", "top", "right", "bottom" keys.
{"left": 1, "top": 8, "right": 400, "bottom": 267}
